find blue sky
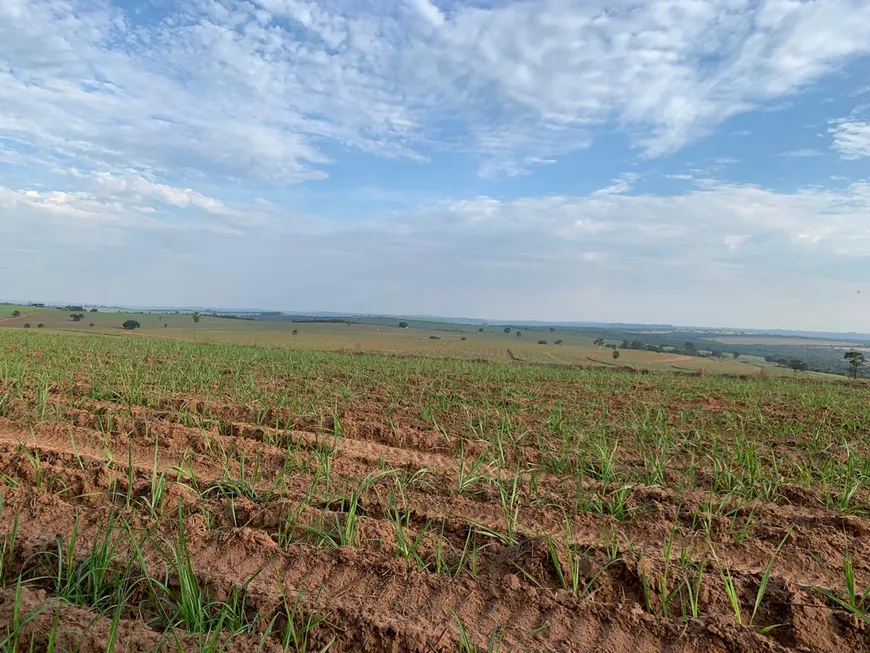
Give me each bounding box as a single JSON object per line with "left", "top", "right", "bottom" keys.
{"left": 2, "top": 0, "right": 870, "bottom": 330}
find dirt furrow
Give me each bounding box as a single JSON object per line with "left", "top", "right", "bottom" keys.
{"left": 3, "top": 419, "right": 869, "bottom": 592}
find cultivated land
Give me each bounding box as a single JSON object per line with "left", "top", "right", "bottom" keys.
{"left": 0, "top": 328, "right": 869, "bottom": 652}
{"left": 0, "top": 307, "right": 836, "bottom": 379}
{"left": 710, "top": 336, "right": 865, "bottom": 348}
{"left": 0, "top": 306, "right": 35, "bottom": 319}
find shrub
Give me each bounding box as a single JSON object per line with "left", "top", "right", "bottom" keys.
{"left": 23, "top": 323, "right": 31, "bottom": 328}
{"left": 11, "top": 310, "right": 20, "bottom": 317}
{"left": 37, "top": 323, "right": 44, "bottom": 328}
{"left": 538, "top": 340, "right": 547, "bottom": 345}
{"left": 399, "top": 322, "right": 408, "bottom": 328}
{"left": 122, "top": 320, "right": 141, "bottom": 330}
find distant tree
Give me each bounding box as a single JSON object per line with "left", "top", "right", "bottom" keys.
{"left": 620, "top": 340, "right": 630, "bottom": 349}
{"left": 37, "top": 323, "right": 44, "bottom": 328}
{"left": 461, "top": 337, "right": 467, "bottom": 341}
{"left": 292, "top": 329, "right": 298, "bottom": 337}
{"left": 429, "top": 335, "right": 440, "bottom": 340}
{"left": 733, "top": 352, "right": 741, "bottom": 359}
{"left": 684, "top": 341, "right": 697, "bottom": 353}
{"left": 711, "top": 350, "right": 724, "bottom": 359}
{"left": 23, "top": 323, "right": 30, "bottom": 328}
{"left": 606, "top": 344, "right": 617, "bottom": 349}
{"left": 515, "top": 331, "right": 521, "bottom": 337}
{"left": 70, "top": 313, "right": 83, "bottom": 322}
{"left": 538, "top": 340, "right": 547, "bottom": 345}
{"left": 89, "top": 322, "right": 95, "bottom": 327}
{"left": 122, "top": 320, "right": 141, "bottom": 330}
{"left": 11, "top": 310, "right": 20, "bottom": 317}
{"left": 478, "top": 328, "right": 484, "bottom": 333}
{"left": 594, "top": 338, "right": 604, "bottom": 348}
{"left": 164, "top": 323, "right": 168, "bottom": 328}
{"left": 192, "top": 312, "right": 201, "bottom": 341}
{"left": 503, "top": 327, "right": 511, "bottom": 334}
{"left": 399, "top": 322, "right": 408, "bottom": 328}
{"left": 89, "top": 308, "right": 98, "bottom": 312}
{"left": 630, "top": 340, "right": 644, "bottom": 350}
{"left": 549, "top": 327, "right": 555, "bottom": 332}
{"left": 646, "top": 344, "right": 659, "bottom": 352}
{"left": 844, "top": 351, "right": 866, "bottom": 379}
{"left": 554, "top": 339, "right": 563, "bottom": 345}
{"left": 788, "top": 359, "right": 808, "bottom": 373}
{"left": 612, "top": 350, "right": 620, "bottom": 360}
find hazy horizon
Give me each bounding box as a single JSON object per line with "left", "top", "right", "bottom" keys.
{"left": 6, "top": 297, "right": 870, "bottom": 339}
{"left": 2, "top": 1, "right": 870, "bottom": 332}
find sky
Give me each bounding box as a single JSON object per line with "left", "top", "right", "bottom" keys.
{"left": 2, "top": 0, "right": 870, "bottom": 331}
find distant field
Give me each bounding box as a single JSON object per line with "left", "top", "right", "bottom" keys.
{"left": 0, "top": 308, "right": 840, "bottom": 379}
{"left": 711, "top": 335, "right": 862, "bottom": 347}
{"left": 0, "top": 304, "right": 35, "bottom": 318}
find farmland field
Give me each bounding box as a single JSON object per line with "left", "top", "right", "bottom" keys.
{"left": 710, "top": 336, "right": 863, "bottom": 347}
{"left": 1, "top": 329, "right": 869, "bottom": 652}
{"left": 0, "top": 307, "right": 832, "bottom": 379}
{"left": 0, "top": 306, "right": 33, "bottom": 319}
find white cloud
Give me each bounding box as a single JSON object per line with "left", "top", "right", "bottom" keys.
{"left": 777, "top": 148, "right": 823, "bottom": 158}
{"left": 419, "top": 0, "right": 870, "bottom": 160}
{"left": 72, "top": 171, "right": 232, "bottom": 215}
{"left": 1, "top": 0, "right": 870, "bottom": 182}
{"left": 724, "top": 235, "right": 748, "bottom": 249}
{"left": 409, "top": 0, "right": 445, "bottom": 27}
{"left": 593, "top": 173, "right": 638, "bottom": 196}
{"left": 830, "top": 120, "right": 870, "bottom": 159}
{"left": 0, "top": 171, "right": 255, "bottom": 237}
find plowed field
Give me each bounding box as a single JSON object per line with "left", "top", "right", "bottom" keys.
{"left": 1, "top": 331, "right": 868, "bottom": 652}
